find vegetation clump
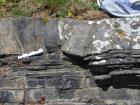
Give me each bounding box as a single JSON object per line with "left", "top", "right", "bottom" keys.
{"left": 0, "top": 0, "right": 108, "bottom": 19}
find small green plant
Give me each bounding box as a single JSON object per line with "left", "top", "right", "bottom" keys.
{"left": 91, "top": 0, "right": 99, "bottom": 10}
{"left": 35, "top": 0, "right": 47, "bottom": 4}
{"left": 47, "top": 0, "right": 67, "bottom": 9}
{"left": 56, "top": 9, "right": 67, "bottom": 18}
{"left": 11, "top": 6, "right": 31, "bottom": 17}
{"left": 0, "top": 12, "right": 5, "bottom": 17}
{"left": 0, "top": 0, "right": 100, "bottom": 18}
{"left": 0, "top": 0, "right": 6, "bottom": 5}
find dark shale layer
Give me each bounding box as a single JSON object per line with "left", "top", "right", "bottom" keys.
{"left": 0, "top": 17, "right": 140, "bottom": 105}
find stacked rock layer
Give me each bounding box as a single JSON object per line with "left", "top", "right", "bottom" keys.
{"left": 0, "top": 17, "right": 140, "bottom": 105}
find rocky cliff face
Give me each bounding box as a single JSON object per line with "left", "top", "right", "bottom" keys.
{"left": 0, "top": 17, "right": 140, "bottom": 105}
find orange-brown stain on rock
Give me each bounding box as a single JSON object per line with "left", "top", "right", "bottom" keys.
{"left": 115, "top": 29, "right": 126, "bottom": 39}
{"left": 38, "top": 96, "right": 46, "bottom": 105}
{"left": 0, "top": 67, "right": 8, "bottom": 76}
{"left": 26, "top": 99, "right": 36, "bottom": 105}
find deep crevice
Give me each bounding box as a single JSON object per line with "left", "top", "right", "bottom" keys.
{"left": 62, "top": 52, "right": 90, "bottom": 69}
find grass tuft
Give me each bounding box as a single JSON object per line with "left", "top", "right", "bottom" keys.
{"left": 0, "top": 0, "right": 100, "bottom": 18}
{"left": 0, "top": 0, "right": 6, "bottom": 5}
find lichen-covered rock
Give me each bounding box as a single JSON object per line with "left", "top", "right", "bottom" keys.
{"left": 61, "top": 18, "right": 140, "bottom": 56}
{"left": 0, "top": 17, "right": 140, "bottom": 105}
{"left": 59, "top": 17, "right": 140, "bottom": 92}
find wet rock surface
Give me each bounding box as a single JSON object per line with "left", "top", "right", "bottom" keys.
{"left": 0, "top": 17, "right": 140, "bottom": 105}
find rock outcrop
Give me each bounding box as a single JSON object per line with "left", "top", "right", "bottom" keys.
{"left": 0, "top": 17, "right": 140, "bottom": 105}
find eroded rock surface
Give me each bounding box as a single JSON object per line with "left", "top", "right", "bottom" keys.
{"left": 0, "top": 17, "right": 140, "bottom": 105}
{"left": 61, "top": 18, "right": 140, "bottom": 56}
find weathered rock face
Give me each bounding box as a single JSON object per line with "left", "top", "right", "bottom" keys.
{"left": 0, "top": 17, "right": 140, "bottom": 105}
{"left": 61, "top": 18, "right": 140, "bottom": 56}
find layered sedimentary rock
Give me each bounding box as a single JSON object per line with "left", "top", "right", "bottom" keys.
{"left": 0, "top": 17, "right": 140, "bottom": 105}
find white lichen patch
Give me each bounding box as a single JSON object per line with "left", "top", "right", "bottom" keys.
{"left": 58, "top": 20, "right": 64, "bottom": 40}
{"left": 104, "top": 100, "right": 115, "bottom": 104}
{"left": 104, "top": 31, "right": 110, "bottom": 38}
{"left": 119, "top": 58, "right": 123, "bottom": 61}
{"left": 105, "top": 19, "right": 111, "bottom": 25}
{"left": 125, "top": 35, "right": 131, "bottom": 40}
{"left": 126, "top": 18, "right": 131, "bottom": 21}
{"left": 69, "top": 33, "right": 72, "bottom": 35}
{"left": 110, "top": 19, "right": 140, "bottom": 36}
{"left": 125, "top": 17, "right": 139, "bottom": 22}
{"left": 133, "top": 18, "right": 140, "bottom": 22}
{"left": 92, "top": 40, "right": 110, "bottom": 53}
{"left": 64, "top": 35, "right": 69, "bottom": 40}
{"left": 120, "top": 21, "right": 140, "bottom": 34}
{"left": 92, "top": 35, "right": 95, "bottom": 39}
{"left": 95, "top": 56, "right": 102, "bottom": 60}
{"left": 97, "top": 20, "right": 102, "bottom": 25}
{"left": 66, "top": 47, "right": 70, "bottom": 51}
{"left": 115, "top": 45, "right": 122, "bottom": 49}
{"left": 88, "top": 21, "right": 94, "bottom": 25}
{"left": 133, "top": 35, "right": 140, "bottom": 42}
{"left": 64, "top": 24, "right": 69, "bottom": 29}
{"left": 93, "top": 60, "right": 107, "bottom": 64}
{"left": 132, "top": 43, "right": 140, "bottom": 49}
